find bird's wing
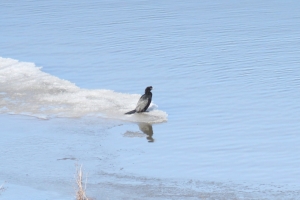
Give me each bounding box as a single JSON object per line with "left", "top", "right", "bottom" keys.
{"left": 135, "top": 95, "right": 149, "bottom": 112}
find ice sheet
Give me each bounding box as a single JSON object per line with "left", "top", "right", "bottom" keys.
{"left": 0, "top": 57, "right": 167, "bottom": 123}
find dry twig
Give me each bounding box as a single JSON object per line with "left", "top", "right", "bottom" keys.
{"left": 76, "top": 165, "right": 89, "bottom": 200}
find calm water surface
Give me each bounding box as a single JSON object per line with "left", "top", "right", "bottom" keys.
{"left": 1, "top": 0, "right": 300, "bottom": 199}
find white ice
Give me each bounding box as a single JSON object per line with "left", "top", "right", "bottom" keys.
{"left": 0, "top": 57, "right": 168, "bottom": 123}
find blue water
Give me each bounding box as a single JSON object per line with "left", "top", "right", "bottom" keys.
{"left": 1, "top": 1, "right": 300, "bottom": 199}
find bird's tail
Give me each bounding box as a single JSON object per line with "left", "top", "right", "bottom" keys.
{"left": 125, "top": 110, "right": 136, "bottom": 115}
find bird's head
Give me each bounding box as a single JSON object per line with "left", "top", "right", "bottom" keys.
{"left": 145, "top": 86, "right": 153, "bottom": 93}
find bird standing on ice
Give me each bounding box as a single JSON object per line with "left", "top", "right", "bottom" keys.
{"left": 125, "top": 86, "right": 153, "bottom": 114}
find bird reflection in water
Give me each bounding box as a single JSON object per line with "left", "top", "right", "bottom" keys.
{"left": 138, "top": 123, "right": 154, "bottom": 142}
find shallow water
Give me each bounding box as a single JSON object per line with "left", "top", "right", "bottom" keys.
{"left": 1, "top": 0, "right": 300, "bottom": 199}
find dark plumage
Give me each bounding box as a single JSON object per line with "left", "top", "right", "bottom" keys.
{"left": 125, "top": 86, "right": 153, "bottom": 114}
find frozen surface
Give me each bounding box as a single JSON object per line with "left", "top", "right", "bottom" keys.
{"left": 1, "top": 115, "right": 299, "bottom": 200}
{"left": 0, "top": 57, "right": 167, "bottom": 123}
{"left": 0, "top": 183, "right": 71, "bottom": 200}
{"left": 1, "top": 0, "right": 300, "bottom": 199}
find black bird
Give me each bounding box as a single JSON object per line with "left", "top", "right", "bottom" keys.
{"left": 125, "top": 86, "right": 153, "bottom": 114}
